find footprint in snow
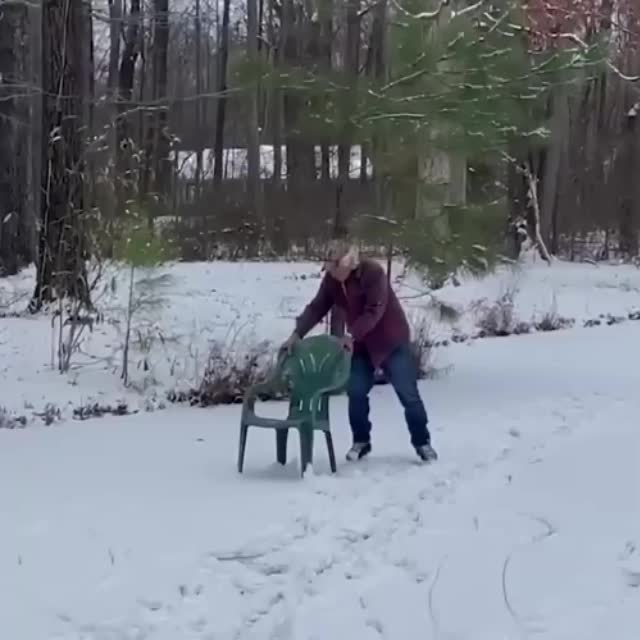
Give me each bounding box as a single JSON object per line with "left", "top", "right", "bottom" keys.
{"left": 138, "top": 598, "right": 164, "bottom": 612}
{"left": 624, "top": 569, "right": 640, "bottom": 588}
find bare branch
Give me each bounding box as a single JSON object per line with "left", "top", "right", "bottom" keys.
{"left": 389, "top": 0, "right": 450, "bottom": 21}
{"left": 555, "top": 32, "right": 640, "bottom": 83}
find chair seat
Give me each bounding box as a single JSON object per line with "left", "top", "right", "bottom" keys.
{"left": 245, "top": 415, "right": 329, "bottom": 431}
{"left": 245, "top": 415, "right": 302, "bottom": 429}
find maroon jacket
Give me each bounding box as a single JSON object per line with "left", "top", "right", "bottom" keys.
{"left": 295, "top": 259, "right": 411, "bottom": 368}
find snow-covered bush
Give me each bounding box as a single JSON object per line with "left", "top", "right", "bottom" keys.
{"left": 475, "top": 291, "right": 518, "bottom": 336}
{"left": 533, "top": 294, "right": 574, "bottom": 332}
{"left": 73, "top": 402, "right": 132, "bottom": 420}
{"left": 409, "top": 315, "right": 435, "bottom": 379}
{"left": 0, "top": 407, "right": 27, "bottom": 429}
{"left": 534, "top": 310, "right": 574, "bottom": 332}
{"left": 168, "top": 339, "right": 282, "bottom": 406}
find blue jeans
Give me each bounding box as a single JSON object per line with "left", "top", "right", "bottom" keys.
{"left": 347, "top": 343, "right": 431, "bottom": 448}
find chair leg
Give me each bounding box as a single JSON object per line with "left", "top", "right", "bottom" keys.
{"left": 324, "top": 431, "right": 337, "bottom": 473}
{"left": 299, "top": 429, "right": 314, "bottom": 476}
{"left": 276, "top": 428, "right": 289, "bottom": 465}
{"left": 237, "top": 424, "right": 249, "bottom": 473}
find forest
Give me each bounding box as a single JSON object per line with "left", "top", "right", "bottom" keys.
{"left": 0, "top": 0, "right": 639, "bottom": 305}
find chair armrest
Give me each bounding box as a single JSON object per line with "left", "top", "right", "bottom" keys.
{"left": 242, "top": 380, "right": 275, "bottom": 412}
{"left": 241, "top": 357, "right": 287, "bottom": 420}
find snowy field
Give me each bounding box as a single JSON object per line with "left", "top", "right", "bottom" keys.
{"left": 2, "top": 257, "right": 640, "bottom": 418}
{"left": 1, "top": 258, "right": 640, "bottom": 639}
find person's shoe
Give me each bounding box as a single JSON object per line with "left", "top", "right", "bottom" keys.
{"left": 416, "top": 443, "right": 438, "bottom": 463}
{"left": 346, "top": 442, "right": 372, "bottom": 462}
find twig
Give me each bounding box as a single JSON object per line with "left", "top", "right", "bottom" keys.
{"left": 527, "top": 514, "right": 556, "bottom": 543}
{"left": 501, "top": 553, "right": 519, "bottom": 622}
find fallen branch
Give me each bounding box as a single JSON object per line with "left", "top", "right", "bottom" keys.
{"left": 523, "top": 163, "right": 553, "bottom": 265}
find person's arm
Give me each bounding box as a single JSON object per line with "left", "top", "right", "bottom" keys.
{"left": 295, "top": 276, "right": 334, "bottom": 338}
{"left": 349, "top": 262, "right": 388, "bottom": 341}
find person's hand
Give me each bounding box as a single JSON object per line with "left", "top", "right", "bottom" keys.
{"left": 341, "top": 334, "right": 354, "bottom": 353}
{"left": 280, "top": 332, "right": 300, "bottom": 356}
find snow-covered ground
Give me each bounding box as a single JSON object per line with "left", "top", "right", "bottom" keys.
{"left": 1, "top": 317, "right": 639, "bottom": 639}
{"left": 1, "top": 258, "right": 640, "bottom": 419}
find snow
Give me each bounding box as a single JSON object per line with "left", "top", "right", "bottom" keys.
{"left": 2, "top": 257, "right": 640, "bottom": 418}
{"left": 1, "top": 319, "right": 639, "bottom": 639}
{"left": 1, "top": 258, "right": 640, "bottom": 638}
{"left": 174, "top": 145, "right": 373, "bottom": 182}
{"left": 425, "top": 256, "right": 640, "bottom": 339}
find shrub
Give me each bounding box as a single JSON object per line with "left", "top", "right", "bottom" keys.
{"left": 410, "top": 315, "right": 435, "bottom": 379}
{"left": 168, "top": 340, "right": 283, "bottom": 406}
{"left": 534, "top": 311, "right": 574, "bottom": 332}
{"left": 533, "top": 295, "right": 575, "bottom": 332}
{"left": 0, "top": 407, "right": 27, "bottom": 429}
{"left": 475, "top": 291, "right": 517, "bottom": 336}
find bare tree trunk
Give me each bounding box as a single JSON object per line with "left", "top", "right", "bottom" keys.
{"left": 370, "top": 0, "right": 389, "bottom": 218}
{"left": 106, "top": 0, "right": 122, "bottom": 229}
{"left": 337, "top": 0, "right": 360, "bottom": 198}
{"left": 83, "top": 1, "right": 96, "bottom": 211}
{"left": 32, "top": 0, "right": 90, "bottom": 308}
{"left": 0, "top": 1, "right": 31, "bottom": 275}
{"left": 195, "top": 0, "right": 203, "bottom": 195}
{"left": 619, "top": 102, "right": 639, "bottom": 257}
{"left": 205, "top": 0, "right": 213, "bottom": 131}
{"left": 108, "top": 1, "right": 122, "bottom": 95}
{"left": 282, "top": 0, "right": 301, "bottom": 189}
{"left": 282, "top": 0, "right": 296, "bottom": 189}
{"left": 524, "top": 163, "right": 552, "bottom": 264}
{"left": 146, "top": 0, "right": 170, "bottom": 224}
{"left": 246, "top": 0, "right": 262, "bottom": 251}
{"left": 540, "top": 87, "right": 568, "bottom": 253}
{"left": 330, "top": 0, "right": 359, "bottom": 337}
{"left": 26, "top": 1, "right": 41, "bottom": 266}
{"left": 116, "top": 0, "right": 142, "bottom": 212}
{"left": 320, "top": 0, "right": 333, "bottom": 183}
{"left": 269, "top": 0, "right": 282, "bottom": 188}
{"left": 136, "top": 1, "right": 146, "bottom": 150}
{"left": 213, "top": 0, "right": 231, "bottom": 184}
{"left": 267, "top": 0, "right": 285, "bottom": 251}
{"left": 329, "top": 185, "right": 346, "bottom": 337}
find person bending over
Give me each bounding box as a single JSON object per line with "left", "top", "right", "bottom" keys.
{"left": 282, "top": 240, "right": 438, "bottom": 464}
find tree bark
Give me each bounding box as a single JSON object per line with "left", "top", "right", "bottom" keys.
{"left": 83, "top": 1, "right": 96, "bottom": 211}
{"left": 213, "top": 0, "right": 231, "bottom": 184}
{"left": 246, "top": 0, "right": 262, "bottom": 250}
{"left": 195, "top": 0, "right": 203, "bottom": 195}
{"left": 619, "top": 102, "right": 639, "bottom": 256}
{"left": 105, "top": 0, "right": 122, "bottom": 229}
{"left": 0, "top": 2, "right": 31, "bottom": 275}
{"left": 116, "top": 0, "right": 141, "bottom": 211}
{"left": 32, "top": 0, "right": 90, "bottom": 308}
{"left": 269, "top": 0, "right": 282, "bottom": 187}
{"left": 540, "top": 87, "right": 569, "bottom": 253}
{"left": 142, "top": 0, "right": 170, "bottom": 223}
{"left": 320, "top": 0, "right": 333, "bottom": 183}
{"left": 337, "top": 0, "right": 360, "bottom": 192}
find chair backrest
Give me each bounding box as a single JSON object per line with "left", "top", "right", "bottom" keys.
{"left": 281, "top": 334, "right": 350, "bottom": 417}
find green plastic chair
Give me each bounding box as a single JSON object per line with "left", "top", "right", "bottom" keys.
{"left": 238, "top": 334, "right": 351, "bottom": 476}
